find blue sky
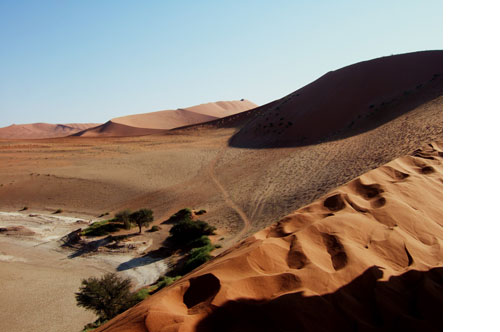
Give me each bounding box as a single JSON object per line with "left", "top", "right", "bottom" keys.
{"left": 0, "top": 0, "right": 442, "bottom": 126}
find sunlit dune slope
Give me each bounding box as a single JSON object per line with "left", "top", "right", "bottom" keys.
{"left": 75, "top": 100, "right": 257, "bottom": 137}
{"left": 0, "top": 123, "right": 100, "bottom": 139}
{"left": 97, "top": 142, "right": 443, "bottom": 332}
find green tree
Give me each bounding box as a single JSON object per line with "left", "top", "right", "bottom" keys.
{"left": 115, "top": 209, "right": 132, "bottom": 230}
{"left": 169, "top": 219, "right": 216, "bottom": 244}
{"left": 130, "top": 208, "right": 154, "bottom": 233}
{"left": 75, "top": 273, "right": 136, "bottom": 321}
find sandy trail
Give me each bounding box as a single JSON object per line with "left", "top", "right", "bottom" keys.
{"left": 208, "top": 146, "right": 251, "bottom": 239}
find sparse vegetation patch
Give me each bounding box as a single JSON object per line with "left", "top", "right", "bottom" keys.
{"left": 183, "top": 243, "right": 216, "bottom": 273}
{"left": 81, "top": 220, "right": 123, "bottom": 237}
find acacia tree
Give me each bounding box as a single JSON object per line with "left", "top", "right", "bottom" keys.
{"left": 130, "top": 208, "right": 154, "bottom": 233}
{"left": 75, "top": 273, "right": 136, "bottom": 321}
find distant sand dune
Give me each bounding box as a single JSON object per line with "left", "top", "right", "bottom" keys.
{"left": 72, "top": 121, "right": 166, "bottom": 137}
{"left": 75, "top": 100, "right": 257, "bottom": 137}
{"left": 0, "top": 123, "right": 100, "bottom": 139}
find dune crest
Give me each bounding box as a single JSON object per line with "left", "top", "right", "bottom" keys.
{"left": 76, "top": 100, "right": 257, "bottom": 137}
{"left": 96, "top": 142, "right": 443, "bottom": 332}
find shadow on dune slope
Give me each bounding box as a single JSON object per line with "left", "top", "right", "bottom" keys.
{"left": 221, "top": 51, "right": 443, "bottom": 149}
{"left": 196, "top": 266, "right": 443, "bottom": 332}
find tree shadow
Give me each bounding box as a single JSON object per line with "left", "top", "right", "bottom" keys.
{"left": 68, "top": 236, "right": 113, "bottom": 258}
{"left": 67, "top": 233, "right": 141, "bottom": 258}
{"left": 116, "top": 255, "right": 164, "bottom": 271}
{"left": 196, "top": 266, "right": 442, "bottom": 332}
{"left": 116, "top": 247, "right": 174, "bottom": 271}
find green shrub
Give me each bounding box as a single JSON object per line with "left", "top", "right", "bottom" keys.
{"left": 156, "top": 276, "right": 182, "bottom": 290}
{"left": 194, "top": 209, "right": 207, "bottom": 215}
{"left": 123, "top": 219, "right": 132, "bottom": 230}
{"left": 150, "top": 225, "right": 161, "bottom": 232}
{"left": 75, "top": 273, "right": 137, "bottom": 321}
{"left": 130, "top": 209, "right": 154, "bottom": 233}
{"left": 165, "top": 208, "right": 193, "bottom": 224}
{"left": 188, "top": 235, "right": 211, "bottom": 248}
{"left": 115, "top": 210, "right": 132, "bottom": 230}
{"left": 54, "top": 209, "right": 63, "bottom": 214}
{"left": 184, "top": 244, "right": 215, "bottom": 273}
{"left": 81, "top": 220, "right": 122, "bottom": 237}
{"left": 215, "top": 244, "right": 222, "bottom": 249}
{"left": 144, "top": 276, "right": 182, "bottom": 295}
{"left": 169, "top": 219, "right": 216, "bottom": 244}
{"left": 133, "top": 288, "right": 150, "bottom": 301}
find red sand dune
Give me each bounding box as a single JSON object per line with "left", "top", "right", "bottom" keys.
{"left": 0, "top": 123, "right": 100, "bottom": 139}
{"left": 189, "top": 51, "right": 441, "bottom": 148}
{"left": 75, "top": 100, "right": 257, "bottom": 137}
{"left": 71, "top": 121, "right": 166, "bottom": 138}
{"left": 97, "top": 142, "right": 443, "bottom": 332}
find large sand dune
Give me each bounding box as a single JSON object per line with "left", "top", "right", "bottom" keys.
{"left": 0, "top": 122, "right": 100, "bottom": 139}
{"left": 75, "top": 100, "right": 257, "bottom": 137}
{"left": 96, "top": 142, "right": 443, "bottom": 332}
{"left": 184, "top": 51, "right": 442, "bottom": 148}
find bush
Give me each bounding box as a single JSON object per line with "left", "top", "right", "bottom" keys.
{"left": 156, "top": 276, "right": 182, "bottom": 291}
{"left": 169, "top": 219, "right": 216, "bottom": 245}
{"left": 115, "top": 210, "right": 132, "bottom": 229}
{"left": 54, "top": 209, "right": 63, "bottom": 214}
{"left": 164, "top": 208, "right": 193, "bottom": 224}
{"left": 150, "top": 225, "right": 161, "bottom": 232}
{"left": 130, "top": 209, "right": 154, "bottom": 233}
{"left": 184, "top": 244, "right": 215, "bottom": 273}
{"left": 75, "top": 273, "right": 137, "bottom": 321}
{"left": 188, "top": 235, "right": 211, "bottom": 248}
{"left": 194, "top": 209, "right": 207, "bottom": 216}
{"left": 81, "top": 220, "right": 122, "bottom": 237}
{"left": 133, "top": 288, "right": 150, "bottom": 301}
